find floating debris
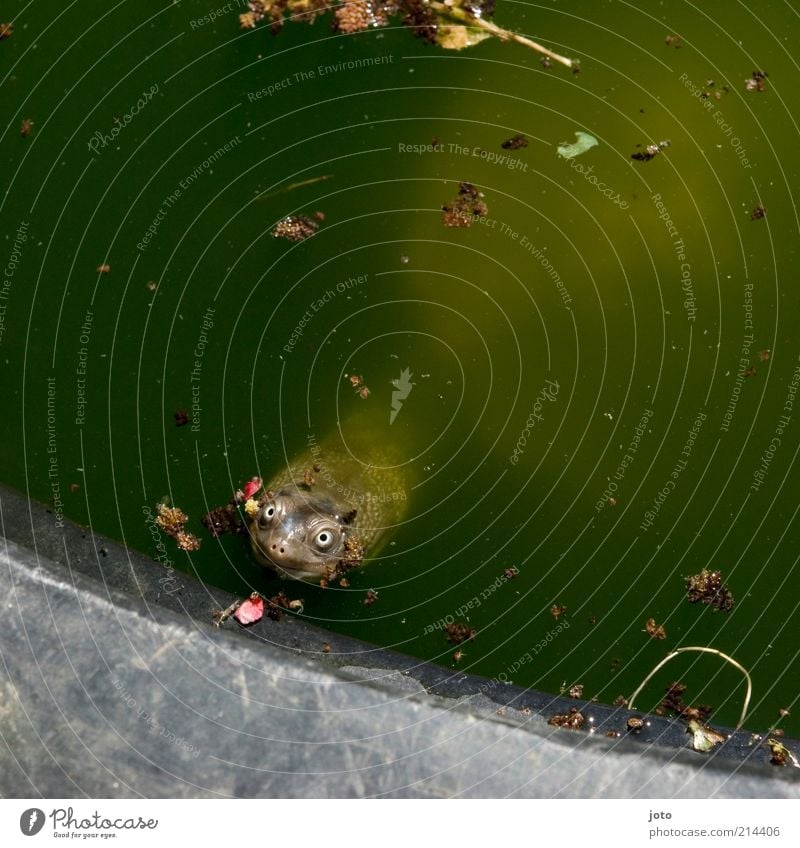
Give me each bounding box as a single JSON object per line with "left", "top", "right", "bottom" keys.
{"left": 342, "top": 535, "right": 364, "bottom": 568}
{"left": 501, "top": 133, "right": 528, "bottom": 151}
{"left": 548, "top": 707, "right": 585, "bottom": 730}
{"left": 338, "top": 577, "right": 349, "bottom": 588}
{"left": 743, "top": 367, "right": 757, "bottom": 378}
{"left": 502, "top": 567, "right": 518, "bottom": 580}
{"left": 631, "top": 140, "right": 671, "bottom": 162}
{"left": 644, "top": 617, "right": 667, "bottom": 640}
{"left": 664, "top": 33, "right": 681, "bottom": 47}
{"left": 751, "top": 204, "right": 766, "bottom": 220}
{"left": 267, "top": 590, "right": 291, "bottom": 620}
{"left": 452, "top": 648, "right": 465, "bottom": 663}
{"left": 155, "top": 504, "right": 188, "bottom": 537}
{"left": 657, "top": 682, "right": 713, "bottom": 723}
{"left": 302, "top": 468, "right": 315, "bottom": 488}
{"left": 442, "top": 181, "right": 488, "bottom": 228}
{"left": 550, "top": 603, "right": 567, "bottom": 620}
{"left": 146, "top": 280, "right": 157, "bottom": 292}
{"left": 540, "top": 56, "right": 552, "bottom": 68}
{"left": 626, "top": 715, "right": 644, "bottom": 731}
{"left": 96, "top": 263, "right": 111, "bottom": 274}
{"left": 686, "top": 568, "right": 734, "bottom": 611}
{"left": 557, "top": 131, "right": 598, "bottom": 159}
{"left": 357, "top": 385, "right": 371, "bottom": 399}
{"left": 766, "top": 738, "right": 800, "bottom": 767}
{"left": 569, "top": 683, "right": 584, "bottom": 699}
{"left": 745, "top": 70, "right": 768, "bottom": 92}
{"left": 363, "top": 588, "right": 379, "bottom": 607}
{"left": 444, "top": 621, "right": 477, "bottom": 644}
{"left": 758, "top": 349, "right": 771, "bottom": 361}
{"left": 240, "top": 0, "right": 577, "bottom": 65}
{"left": 174, "top": 409, "right": 189, "bottom": 427}
{"left": 0, "top": 22, "right": 13, "bottom": 39}
{"left": 175, "top": 530, "right": 201, "bottom": 551}
{"left": 335, "top": 0, "right": 392, "bottom": 33}
{"left": 20, "top": 119, "right": 34, "bottom": 137}
{"left": 687, "top": 718, "right": 727, "bottom": 753}
{"left": 779, "top": 707, "right": 790, "bottom": 717}
{"left": 322, "top": 642, "right": 332, "bottom": 653}
{"left": 613, "top": 695, "right": 628, "bottom": 708}
{"left": 272, "top": 214, "right": 319, "bottom": 242}
{"left": 202, "top": 500, "right": 245, "bottom": 537}
{"left": 234, "top": 594, "right": 265, "bottom": 625}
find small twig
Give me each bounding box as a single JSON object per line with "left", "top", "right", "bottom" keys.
{"left": 428, "top": 1, "right": 575, "bottom": 68}
{"left": 628, "top": 646, "right": 752, "bottom": 729}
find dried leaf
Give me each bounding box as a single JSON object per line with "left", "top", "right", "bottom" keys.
{"left": 436, "top": 24, "right": 491, "bottom": 51}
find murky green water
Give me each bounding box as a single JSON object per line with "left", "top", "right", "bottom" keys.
{"left": 2, "top": 0, "right": 799, "bottom": 733}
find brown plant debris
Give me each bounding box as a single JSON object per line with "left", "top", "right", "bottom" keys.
{"left": 501, "top": 133, "right": 528, "bottom": 150}
{"left": 685, "top": 568, "right": 734, "bottom": 611}
{"left": 452, "top": 648, "right": 464, "bottom": 663}
{"left": 631, "top": 140, "right": 671, "bottom": 162}
{"left": 664, "top": 34, "right": 681, "bottom": 47}
{"left": 442, "top": 181, "right": 488, "bottom": 228}
{"left": 751, "top": 204, "right": 766, "bottom": 220}
{"left": 644, "top": 617, "right": 667, "bottom": 640}
{"left": 175, "top": 530, "right": 201, "bottom": 551}
{"left": 155, "top": 504, "right": 189, "bottom": 537}
{"left": 0, "top": 22, "right": 14, "bottom": 39}
{"left": 626, "top": 716, "right": 644, "bottom": 731}
{"left": 266, "top": 590, "right": 291, "bottom": 620}
{"left": 272, "top": 214, "right": 319, "bottom": 242}
{"left": 363, "top": 588, "right": 379, "bottom": 606}
{"left": 657, "top": 681, "right": 713, "bottom": 723}
{"left": 444, "top": 621, "right": 477, "bottom": 644}
{"left": 613, "top": 695, "right": 628, "bottom": 708}
{"left": 20, "top": 119, "right": 34, "bottom": 137}
{"left": 758, "top": 349, "right": 771, "bottom": 361}
{"left": 202, "top": 500, "right": 245, "bottom": 537}
{"left": 568, "top": 683, "right": 584, "bottom": 699}
{"left": 240, "top": 0, "right": 577, "bottom": 66}
{"left": 341, "top": 535, "right": 364, "bottom": 569}
{"left": 766, "top": 739, "right": 799, "bottom": 767}
{"left": 548, "top": 707, "right": 585, "bottom": 730}
{"left": 333, "top": 0, "right": 393, "bottom": 33}
{"left": 550, "top": 603, "right": 567, "bottom": 620}
{"left": 174, "top": 409, "right": 189, "bottom": 427}
{"left": 745, "top": 70, "right": 768, "bottom": 92}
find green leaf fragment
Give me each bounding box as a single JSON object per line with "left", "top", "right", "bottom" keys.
{"left": 557, "top": 131, "right": 599, "bottom": 159}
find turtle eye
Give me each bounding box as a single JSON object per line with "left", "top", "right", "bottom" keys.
{"left": 258, "top": 504, "right": 276, "bottom": 527}
{"left": 313, "top": 528, "right": 337, "bottom": 551}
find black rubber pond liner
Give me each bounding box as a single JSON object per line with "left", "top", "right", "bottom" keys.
{"left": 1, "top": 481, "right": 798, "bottom": 798}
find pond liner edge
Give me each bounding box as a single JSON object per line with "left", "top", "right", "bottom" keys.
{"left": 1, "top": 480, "right": 798, "bottom": 790}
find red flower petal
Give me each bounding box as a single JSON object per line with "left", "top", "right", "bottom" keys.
{"left": 242, "top": 477, "right": 262, "bottom": 500}
{"left": 234, "top": 596, "right": 264, "bottom": 625}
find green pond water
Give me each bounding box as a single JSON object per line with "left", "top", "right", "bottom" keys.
{"left": 2, "top": 0, "right": 799, "bottom": 734}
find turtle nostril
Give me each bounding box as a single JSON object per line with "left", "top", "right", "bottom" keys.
{"left": 279, "top": 547, "right": 285, "bottom": 554}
